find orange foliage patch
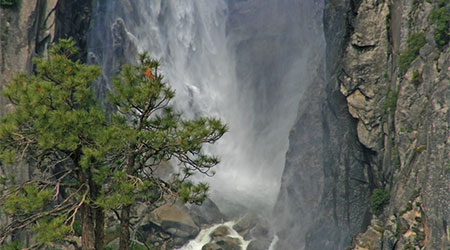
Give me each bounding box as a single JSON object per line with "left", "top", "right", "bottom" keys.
{"left": 144, "top": 67, "right": 156, "bottom": 80}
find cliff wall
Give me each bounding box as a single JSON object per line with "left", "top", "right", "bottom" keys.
{"left": 0, "top": 0, "right": 93, "bottom": 87}
{"left": 343, "top": 0, "right": 450, "bottom": 249}
{"left": 278, "top": 0, "right": 450, "bottom": 249}
{"left": 275, "top": 1, "right": 372, "bottom": 249}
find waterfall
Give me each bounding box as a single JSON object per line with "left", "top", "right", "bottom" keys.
{"left": 88, "top": 0, "right": 325, "bottom": 216}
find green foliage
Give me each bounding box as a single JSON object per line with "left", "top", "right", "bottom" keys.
{"left": 177, "top": 181, "right": 209, "bottom": 204}
{"left": 403, "top": 243, "right": 414, "bottom": 250}
{"left": 411, "top": 69, "right": 422, "bottom": 85}
{"left": 4, "top": 183, "right": 52, "bottom": 215}
{"left": 398, "top": 33, "right": 426, "bottom": 74}
{"left": 130, "top": 242, "right": 149, "bottom": 250}
{"left": 429, "top": 3, "right": 450, "bottom": 48}
{"left": 95, "top": 172, "right": 136, "bottom": 209}
{"left": 35, "top": 216, "right": 70, "bottom": 244}
{"left": 0, "top": 38, "right": 104, "bottom": 245}
{"left": 0, "top": 37, "right": 103, "bottom": 163}
{"left": 105, "top": 52, "right": 227, "bottom": 207}
{"left": 73, "top": 220, "right": 82, "bottom": 237}
{"left": 370, "top": 188, "right": 390, "bottom": 215}
{"left": 0, "top": 0, "right": 19, "bottom": 8}
{"left": 0, "top": 241, "right": 23, "bottom": 250}
{"left": 383, "top": 88, "right": 399, "bottom": 116}
{"left": 435, "top": 0, "right": 449, "bottom": 7}
{"left": 0, "top": 40, "right": 226, "bottom": 248}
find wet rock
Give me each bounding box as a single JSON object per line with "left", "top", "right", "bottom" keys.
{"left": 233, "top": 213, "right": 259, "bottom": 238}
{"left": 149, "top": 203, "right": 199, "bottom": 239}
{"left": 233, "top": 213, "right": 271, "bottom": 241}
{"left": 202, "top": 243, "right": 222, "bottom": 250}
{"left": 215, "top": 236, "right": 242, "bottom": 250}
{"left": 188, "top": 198, "right": 226, "bottom": 226}
{"left": 250, "top": 219, "right": 270, "bottom": 238}
{"left": 210, "top": 226, "right": 230, "bottom": 240}
{"left": 247, "top": 238, "right": 272, "bottom": 250}
{"left": 201, "top": 235, "right": 242, "bottom": 250}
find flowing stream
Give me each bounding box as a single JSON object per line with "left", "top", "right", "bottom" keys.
{"left": 177, "top": 221, "right": 252, "bottom": 250}
{"left": 89, "top": 1, "right": 324, "bottom": 247}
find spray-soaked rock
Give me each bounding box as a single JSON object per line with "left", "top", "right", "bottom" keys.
{"left": 149, "top": 203, "right": 200, "bottom": 239}
{"left": 233, "top": 213, "right": 259, "bottom": 239}
{"left": 210, "top": 226, "right": 230, "bottom": 240}
{"left": 202, "top": 236, "right": 242, "bottom": 250}
{"left": 247, "top": 238, "right": 272, "bottom": 250}
{"left": 188, "top": 198, "right": 226, "bottom": 226}
{"left": 233, "top": 213, "right": 271, "bottom": 241}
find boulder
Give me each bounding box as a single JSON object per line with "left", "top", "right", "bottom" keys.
{"left": 215, "top": 236, "right": 242, "bottom": 250}
{"left": 233, "top": 213, "right": 271, "bottom": 240}
{"left": 202, "top": 243, "right": 223, "bottom": 250}
{"left": 247, "top": 239, "right": 272, "bottom": 250}
{"left": 233, "top": 213, "right": 259, "bottom": 237}
{"left": 188, "top": 198, "right": 226, "bottom": 226}
{"left": 210, "top": 226, "right": 230, "bottom": 241}
{"left": 150, "top": 203, "right": 200, "bottom": 239}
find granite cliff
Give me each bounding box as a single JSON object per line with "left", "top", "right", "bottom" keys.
{"left": 0, "top": 0, "right": 93, "bottom": 100}
{"left": 278, "top": 0, "right": 450, "bottom": 249}
{"left": 342, "top": 0, "right": 450, "bottom": 249}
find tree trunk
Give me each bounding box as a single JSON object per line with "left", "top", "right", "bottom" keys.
{"left": 75, "top": 149, "right": 96, "bottom": 250}
{"left": 119, "top": 151, "right": 136, "bottom": 250}
{"left": 119, "top": 205, "right": 131, "bottom": 250}
{"left": 90, "top": 179, "right": 104, "bottom": 250}
{"left": 81, "top": 203, "right": 95, "bottom": 250}
{"left": 94, "top": 207, "right": 104, "bottom": 250}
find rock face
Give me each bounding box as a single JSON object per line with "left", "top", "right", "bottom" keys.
{"left": 54, "top": 0, "right": 94, "bottom": 61}
{"left": 0, "top": 0, "right": 56, "bottom": 114}
{"left": 278, "top": 0, "right": 450, "bottom": 249}
{"left": 0, "top": 0, "right": 94, "bottom": 118}
{"left": 150, "top": 204, "right": 200, "bottom": 239}
{"left": 0, "top": 0, "right": 94, "bottom": 87}
{"left": 343, "top": 0, "right": 450, "bottom": 249}
{"left": 275, "top": 0, "right": 372, "bottom": 249}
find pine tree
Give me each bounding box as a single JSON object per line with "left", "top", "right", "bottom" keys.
{"left": 106, "top": 53, "right": 227, "bottom": 249}
{"left": 0, "top": 40, "right": 227, "bottom": 249}
{"left": 0, "top": 38, "right": 111, "bottom": 249}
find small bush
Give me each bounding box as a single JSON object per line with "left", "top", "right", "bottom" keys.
{"left": 411, "top": 69, "right": 422, "bottom": 85}
{"left": 430, "top": 5, "right": 450, "bottom": 48}
{"left": 370, "top": 188, "right": 390, "bottom": 215}
{"left": 0, "top": 0, "right": 19, "bottom": 7}
{"left": 398, "top": 33, "right": 426, "bottom": 74}
{"left": 383, "top": 88, "right": 399, "bottom": 115}
{"left": 0, "top": 241, "right": 23, "bottom": 250}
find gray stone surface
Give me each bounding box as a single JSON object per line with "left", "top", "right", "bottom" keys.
{"left": 333, "top": 0, "right": 450, "bottom": 249}
{"left": 188, "top": 198, "right": 226, "bottom": 226}
{"left": 275, "top": 0, "right": 372, "bottom": 249}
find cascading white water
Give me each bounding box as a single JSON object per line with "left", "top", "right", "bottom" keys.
{"left": 89, "top": 0, "right": 324, "bottom": 216}
{"left": 178, "top": 221, "right": 252, "bottom": 250}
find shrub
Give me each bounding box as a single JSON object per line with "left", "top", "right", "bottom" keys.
{"left": 398, "top": 33, "right": 426, "bottom": 74}
{"left": 0, "top": 241, "right": 23, "bottom": 250}
{"left": 383, "top": 88, "right": 399, "bottom": 116}
{"left": 411, "top": 69, "right": 422, "bottom": 85}
{"left": 430, "top": 5, "right": 450, "bottom": 48}
{"left": 370, "top": 188, "right": 390, "bottom": 214}
{"left": 0, "top": 0, "right": 19, "bottom": 8}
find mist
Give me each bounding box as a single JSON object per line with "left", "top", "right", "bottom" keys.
{"left": 88, "top": 0, "right": 325, "bottom": 217}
